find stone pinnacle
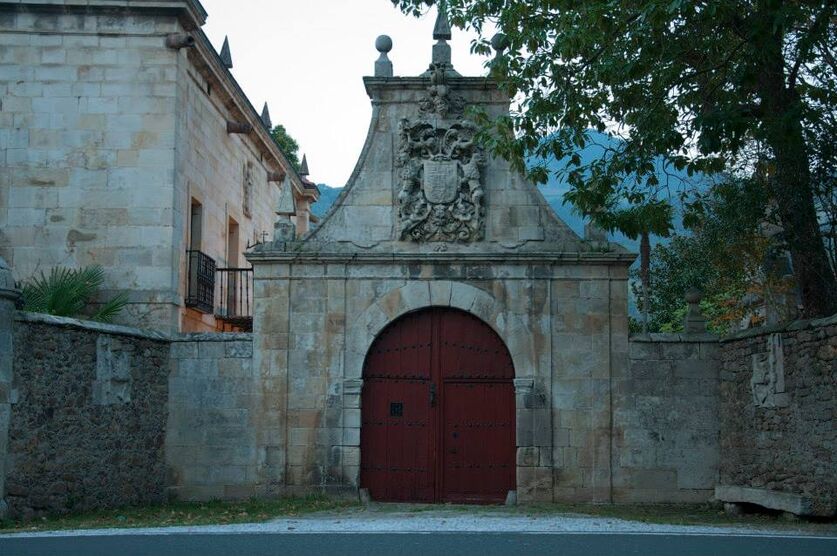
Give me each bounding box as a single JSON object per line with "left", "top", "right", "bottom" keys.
{"left": 433, "top": 2, "right": 452, "bottom": 41}
{"left": 299, "top": 154, "right": 310, "bottom": 176}
{"left": 220, "top": 36, "right": 233, "bottom": 69}
{"left": 261, "top": 103, "right": 272, "bottom": 129}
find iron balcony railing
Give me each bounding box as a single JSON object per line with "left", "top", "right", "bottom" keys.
{"left": 185, "top": 250, "right": 216, "bottom": 314}
{"left": 215, "top": 267, "right": 254, "bottom": 331}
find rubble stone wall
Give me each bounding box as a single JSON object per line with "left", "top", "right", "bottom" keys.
{"left": 5, "top": 313, "right": 170, "bottom": 519}
{"left": 719, "top": 315, "right": 837, "bottom": 516}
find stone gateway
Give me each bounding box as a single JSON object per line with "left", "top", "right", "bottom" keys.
{"left": 247, "top": 14, "right": 638, "bottom": 503}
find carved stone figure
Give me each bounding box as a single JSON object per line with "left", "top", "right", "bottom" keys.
{"left": 750, "top": 333, "right": 789, "bottom": 408}
{"left": 418, "top": 63, "right": 466, "bottom": 119}
{"left": 243, "top": 160, "right": 254, "bottom": 218}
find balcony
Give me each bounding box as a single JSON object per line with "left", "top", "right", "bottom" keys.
{"left": 185, "top": 250, "right": 215, "bottom": 314}
{"left": 215, "top": 267, "right": 254, "bottom": 332}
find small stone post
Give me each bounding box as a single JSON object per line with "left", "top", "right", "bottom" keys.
{"left": 0, "top": 257, "right": 21, "bottom": 519}
{"left": 683, "top": 287, "right": 708, "bottom": 334}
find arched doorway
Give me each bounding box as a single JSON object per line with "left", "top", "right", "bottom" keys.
{"left": 360, "top": 307, "right": 515, "bottom": 503}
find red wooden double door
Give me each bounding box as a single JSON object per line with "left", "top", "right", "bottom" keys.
{"left": 360, "top": 308, "right": 515, "bottom": 503}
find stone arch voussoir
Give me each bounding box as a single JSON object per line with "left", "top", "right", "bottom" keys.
{"left": 345, "top": 280, "right": 534, "bottom": 381}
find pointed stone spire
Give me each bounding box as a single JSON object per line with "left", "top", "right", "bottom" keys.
{"left": 276, "top": 175, "right": 296, "bottom": 216}
{"left": 219, "top": 36, "right": 233, "bottom": 69}
{"left": 433, "top": 2, "right": 452, "bottom": 41}
{"left": 431, "top": 1, "right": 453, "bottom": 70}
{"left": 299, "top": 154, "right": 309, "bottom": 176}
{"left": 261, "top": 103, "right": 272, "bottom": 129}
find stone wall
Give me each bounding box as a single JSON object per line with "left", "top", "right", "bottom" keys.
{"left": 5, "top": 313, "right": 170, "bottom": 519}
{"left": 166, "top": 333, "right": 261, "bottom": 500}
{"left": 0, "top": 8, "right": 184, "bottom": 330}
{"left": 615, "top": 334, "right": 721, "bottom": 503}
{"left": 718, "top": 315, "right": 836, "bottom": 516}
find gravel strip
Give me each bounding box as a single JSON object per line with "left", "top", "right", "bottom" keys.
{"left": 3, "top": 511, "right": 835, "bottom": 539}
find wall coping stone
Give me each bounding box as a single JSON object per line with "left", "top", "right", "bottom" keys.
{"left": 719, "top": 312, "right": 837, "bottom": 343}
{"left": 14, "top": 312, "right": 252, "bottom": 343}
{"left": 630, "top": 332, "right": 719, "bottom": 344}
{"left": 176, "top": 332, "right": 252, "bottom": 342}
{"left": 715, "top": 485, "right": 827, "bottom": 517}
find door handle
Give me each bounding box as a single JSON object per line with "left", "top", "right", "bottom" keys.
{"left": 430, "top": 382, "right": 437, "bottom": 407}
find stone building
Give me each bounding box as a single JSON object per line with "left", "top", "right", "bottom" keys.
{"left": 0, "top": 0, "right": 319, "bottom": 333}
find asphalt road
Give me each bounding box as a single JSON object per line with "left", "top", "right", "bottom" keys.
{"left": 1, "top": 532, "right": 835, "bottom": 556}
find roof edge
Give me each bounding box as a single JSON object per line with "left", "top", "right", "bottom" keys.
{"left": 0, "top": 0, "right": 208, "bottom": 26}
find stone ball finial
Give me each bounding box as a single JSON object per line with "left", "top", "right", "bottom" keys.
{"left": 375, "top": 35, "right": 394, "bottom": 78}
{"left": 491, "top": 32, "right": 510, "bottom": 53}
{"left": 684, "top": 287, "right": 703, "bottom": 305}
{"left": 375, "top": 35, "right": 393, "bottom": 54}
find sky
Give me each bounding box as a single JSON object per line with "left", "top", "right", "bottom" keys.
{"left": 200, "top": 0, "right": 493, "bottom": 186}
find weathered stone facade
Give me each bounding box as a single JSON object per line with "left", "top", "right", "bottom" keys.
{"left": 5, "top": 313, "right": 170, "bottom": 519}
{"left": 0, "top": 0, "right": 317, "bottom": 333}
{"left": 717, "top": 316, "right": 837, "bottom": 516}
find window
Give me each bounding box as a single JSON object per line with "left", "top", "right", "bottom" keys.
{"left": 189, "top": 199, "right": 203, "bottom": 250}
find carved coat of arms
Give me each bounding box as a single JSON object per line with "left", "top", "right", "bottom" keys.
{"left": 396, "top": 66, "right": 485, "bottom": 243}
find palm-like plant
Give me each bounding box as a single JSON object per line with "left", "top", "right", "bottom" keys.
{"left": 22, "top": 266, "right": 128, "bottom": 323}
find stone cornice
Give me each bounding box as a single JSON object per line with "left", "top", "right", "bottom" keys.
{"left": 0, "top": 0, "right": 208, "bottom": 27}
{"left": 247, "top": 249, "right": 636, "bottom": 266}
{"left": 364, "top": 76, "right": 509, "bottom": 102}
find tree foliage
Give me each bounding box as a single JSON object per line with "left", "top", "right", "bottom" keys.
{"left": 635, "top": 177, "right": 797, "bottom": 334}
{"left": 394, "top": 0, "right": 837, "bottom": 317}
{"left": 21, "top": 265, "right": 128, "bottom": 323}
{"left": 270, "top": 124, "right": 301, "bottom": 171}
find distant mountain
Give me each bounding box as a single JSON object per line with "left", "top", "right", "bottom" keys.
{"left": 311, "top": 185, "right": 342, "bottom": 219}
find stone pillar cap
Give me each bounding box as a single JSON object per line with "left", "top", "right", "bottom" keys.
{"left": 0, "top": 256, "right": 20, "bottom": 299}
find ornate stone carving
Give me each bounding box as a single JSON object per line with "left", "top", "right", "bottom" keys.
{"left": 397, "top": 70, "right": 485, "bottom": 243}
{"left": 418, "top": 63, "right": 466, "bottom": 119}
{"left": 243, "top": 160, "right": 254, "bottom": 218}
{"left": 750, "top": 333, "right": 789, "bottom": 408}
